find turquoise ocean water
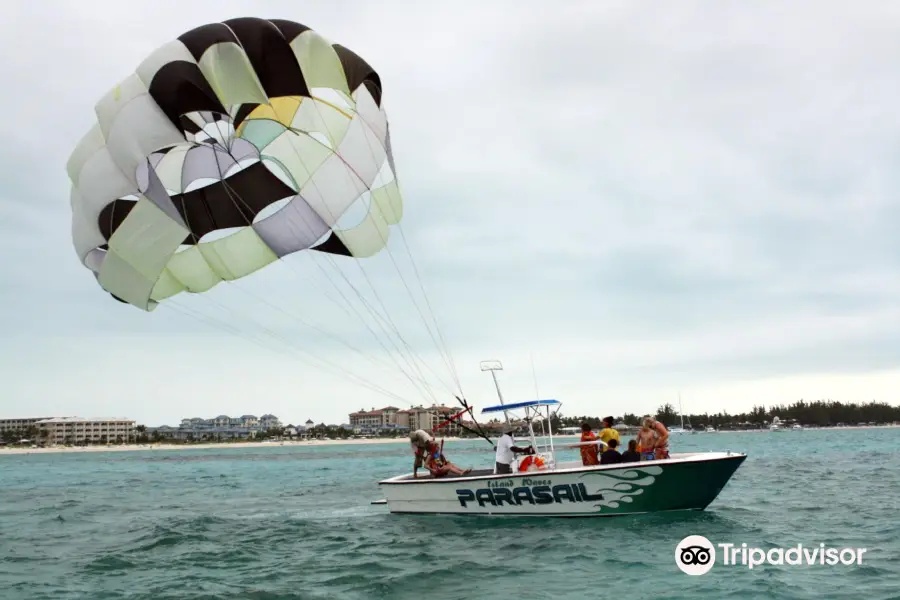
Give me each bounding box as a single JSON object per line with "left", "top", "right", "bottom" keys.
{"left": 1, "top": 428, "right": 898, "bottom": 600}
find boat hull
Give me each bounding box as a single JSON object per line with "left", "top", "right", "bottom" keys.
{"left": 378, "top": 452, "right": 746, "bottom": 517}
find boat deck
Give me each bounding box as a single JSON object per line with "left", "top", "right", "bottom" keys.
{"left": 389, "top": 453, "right": 718, "bottom": 482}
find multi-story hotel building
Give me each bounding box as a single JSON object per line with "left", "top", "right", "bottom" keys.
{"left": 349, "top": 404, "right": 464, "bottom": 435}
{"left": 35, "top": 417, "right": 136, "bottom": 445}
{"left": 0, "top": 417, "right": 53, "bottom": 435}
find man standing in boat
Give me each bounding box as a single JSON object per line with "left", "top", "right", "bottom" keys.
{"left": 410, "top": 429, "right": 435, "bottom": 478}
{"left": 642, "top": 416, "right": 670, "bottom": 459}
{"left": 494, "top": 423, "right": 534, "bottom": 474}
{"left": 577, "top": 422, "right": 601, "bottom": 466}
{"left": 599, "top": 416, "right": 620, "bottom": 449}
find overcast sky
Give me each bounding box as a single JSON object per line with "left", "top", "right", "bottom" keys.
{"left": 2, "top": 0, "right": 900, "bottom": 426}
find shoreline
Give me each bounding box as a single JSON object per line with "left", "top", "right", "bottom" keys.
{"left": 0, "top": 437, "right": 426, "bottom": 455}
{"left": 1, "top": 424, "right": 897, "bottom": 455}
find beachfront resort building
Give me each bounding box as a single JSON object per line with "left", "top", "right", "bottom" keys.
{"left": 34, "top": 417, "right": 136, "bottom": 445}
{"left": 149, "top": 413, "right": 285, "bottom": 440}
{"left": 0, "top": 416, "right": 136, "bottom": 445}
{"left": 178, "top": 414, "right": 281, "bottom": 430}
{"left": 348, "top": 404, "right": 465, "bottom": 436}
{"left": 0, "top": 417, "right": 53, "bottom": 436}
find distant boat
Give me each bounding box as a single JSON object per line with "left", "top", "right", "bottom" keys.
{"left": 791, "top": 423, "right": 802, "bottom": 431}
{"left": 705, "top": 426, "right": 716, "bottom": 433}
{"left": 670, "top": 393, "right": 689, "bottom": 434}
{"left": 769, "top": 417, "right": 783, "bottom": 432}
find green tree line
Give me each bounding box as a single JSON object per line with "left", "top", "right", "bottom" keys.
{"left": 553, "top": 399, "right": 900, "bottom": 430}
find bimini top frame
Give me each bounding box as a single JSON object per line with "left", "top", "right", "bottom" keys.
{"left": 481, "top": 399, "right": 562, "bottom": 470}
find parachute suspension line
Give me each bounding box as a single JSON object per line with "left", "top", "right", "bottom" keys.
{"left": 205, "top": 144, "right": 443, "bottom": 406}
{"left": 395, "top": 223, "right": 464, "bottom": 395}
{"left": 161, "top": 292, "right": 418, "bottom": 403}
{"left": 221, "top": 280, "right": 441, "bottom": 399}
{"left": 209, "top": 159, "right": 443, "bottom": 406}
{"left": 171, "top": 291, "right": 419, "bottom": 405}
{"left": 167, "top": 158, "right": 425, "bottom": 406}
{"left": 352, "top": 115, "right": 465, "bottom": 399}
{"left": 296, "top": 251, "right": 457, "bottom": 398}
{"left": 311, "top": 249, "right": 454, "bottom": 397}
{"left": 236, "top": 108, "right": 445, "bottom": 402}
{"left": 301, "top": 255, "right": 455, "bottom": 399}
{"left": 279, "top": 180, "right": 447, "bottom": 401}
{"left": 304, "top": 96, "right": 462, "bottom": 400}
{"left": 165, "top": 296, "right": 285, "bottom": 355}
{"left": 255, "top": 102, "right": 454, "bottom": 402}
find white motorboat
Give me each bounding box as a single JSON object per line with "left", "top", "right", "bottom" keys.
{"left": 769, "top": 417, "right": 783, "bottom": 432}
{"left": 375, "top": 398, "right": 746, "bottom": 517}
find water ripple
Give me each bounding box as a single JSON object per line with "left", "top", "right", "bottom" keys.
{"left": 0, "top": 428, "right": 898, "bottom": 599}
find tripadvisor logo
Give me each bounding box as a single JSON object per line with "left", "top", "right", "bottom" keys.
{"left": 675, "top": 535, "right": 868, "bottom": 575}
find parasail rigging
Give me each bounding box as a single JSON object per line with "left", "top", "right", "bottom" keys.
{"left": 65, "top": 17, "right": 491, "bottom": 441}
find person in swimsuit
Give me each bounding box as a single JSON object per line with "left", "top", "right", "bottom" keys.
{"left": 642, "top": 416, "right": 670, "bottom": 459}
{"left": 424, "top": 442, "right": 471, "bottom": 478}
{"left": 636, "top": 425, "right": 657, "bottom": 460}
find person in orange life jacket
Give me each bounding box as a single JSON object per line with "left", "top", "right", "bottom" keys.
{"left": 577, "top": 422, "right": 601, "bottom": 466}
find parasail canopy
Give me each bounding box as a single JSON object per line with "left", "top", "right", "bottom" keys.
{"left": 67, "top": 17, "right": 401, "bottom": 311}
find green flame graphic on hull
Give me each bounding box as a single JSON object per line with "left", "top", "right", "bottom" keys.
{"left": 578, "top": 466, "right": 664, "bottom": 510}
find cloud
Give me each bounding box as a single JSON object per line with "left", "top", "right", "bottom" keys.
{"left": 1, "top": 0, "right": 900, "bottom": 426}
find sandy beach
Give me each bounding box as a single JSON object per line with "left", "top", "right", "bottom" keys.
{"left": 0, "top": 437, "right": 462, "bottom": 455}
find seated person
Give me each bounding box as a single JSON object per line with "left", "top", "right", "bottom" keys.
{"left": 600, "top": 438, "right": 622, "bottom": 464}
{"left": 620, "top": 439, "right": 641, "bottom": 463}
{"left": 424, "top": 442, "right": 472, "bottom": 478}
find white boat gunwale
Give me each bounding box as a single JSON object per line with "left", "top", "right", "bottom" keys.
{"left": 378, "top": 451, "right": 746, "bottom": 486}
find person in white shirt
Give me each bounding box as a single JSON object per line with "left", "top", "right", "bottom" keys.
{"left": 494, "top": 423, "right": 534, "bottom": 474}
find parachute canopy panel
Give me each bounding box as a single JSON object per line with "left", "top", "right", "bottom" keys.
{"left": 67, "top": 17, "right": 403, "bottom": 311}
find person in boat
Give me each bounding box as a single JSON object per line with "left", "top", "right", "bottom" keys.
{"left": 642, "top": 416, "right": 670, "bottom": 459}
{"left": 598, "top": 416, "right": 620, "bottom": 449}
{"left": 600, "top": 438, "right": 622, "bottom": 464}
{"left": 410, "top": 429, "right": 435, "bottom": 478}
{"left": 636, "top": 424, "right": 657, "bottom": 460}
{"left": 620, "top": 439, "right": 641, "bottom": 463}
{"left": 495, "top": 423, "right": 534, "bottom": 474}
{"left": 575, "top": 422, "right": 601, "bottom": 466}
{"left": 423, "top": 441, "right": 471, "bottom": 478}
